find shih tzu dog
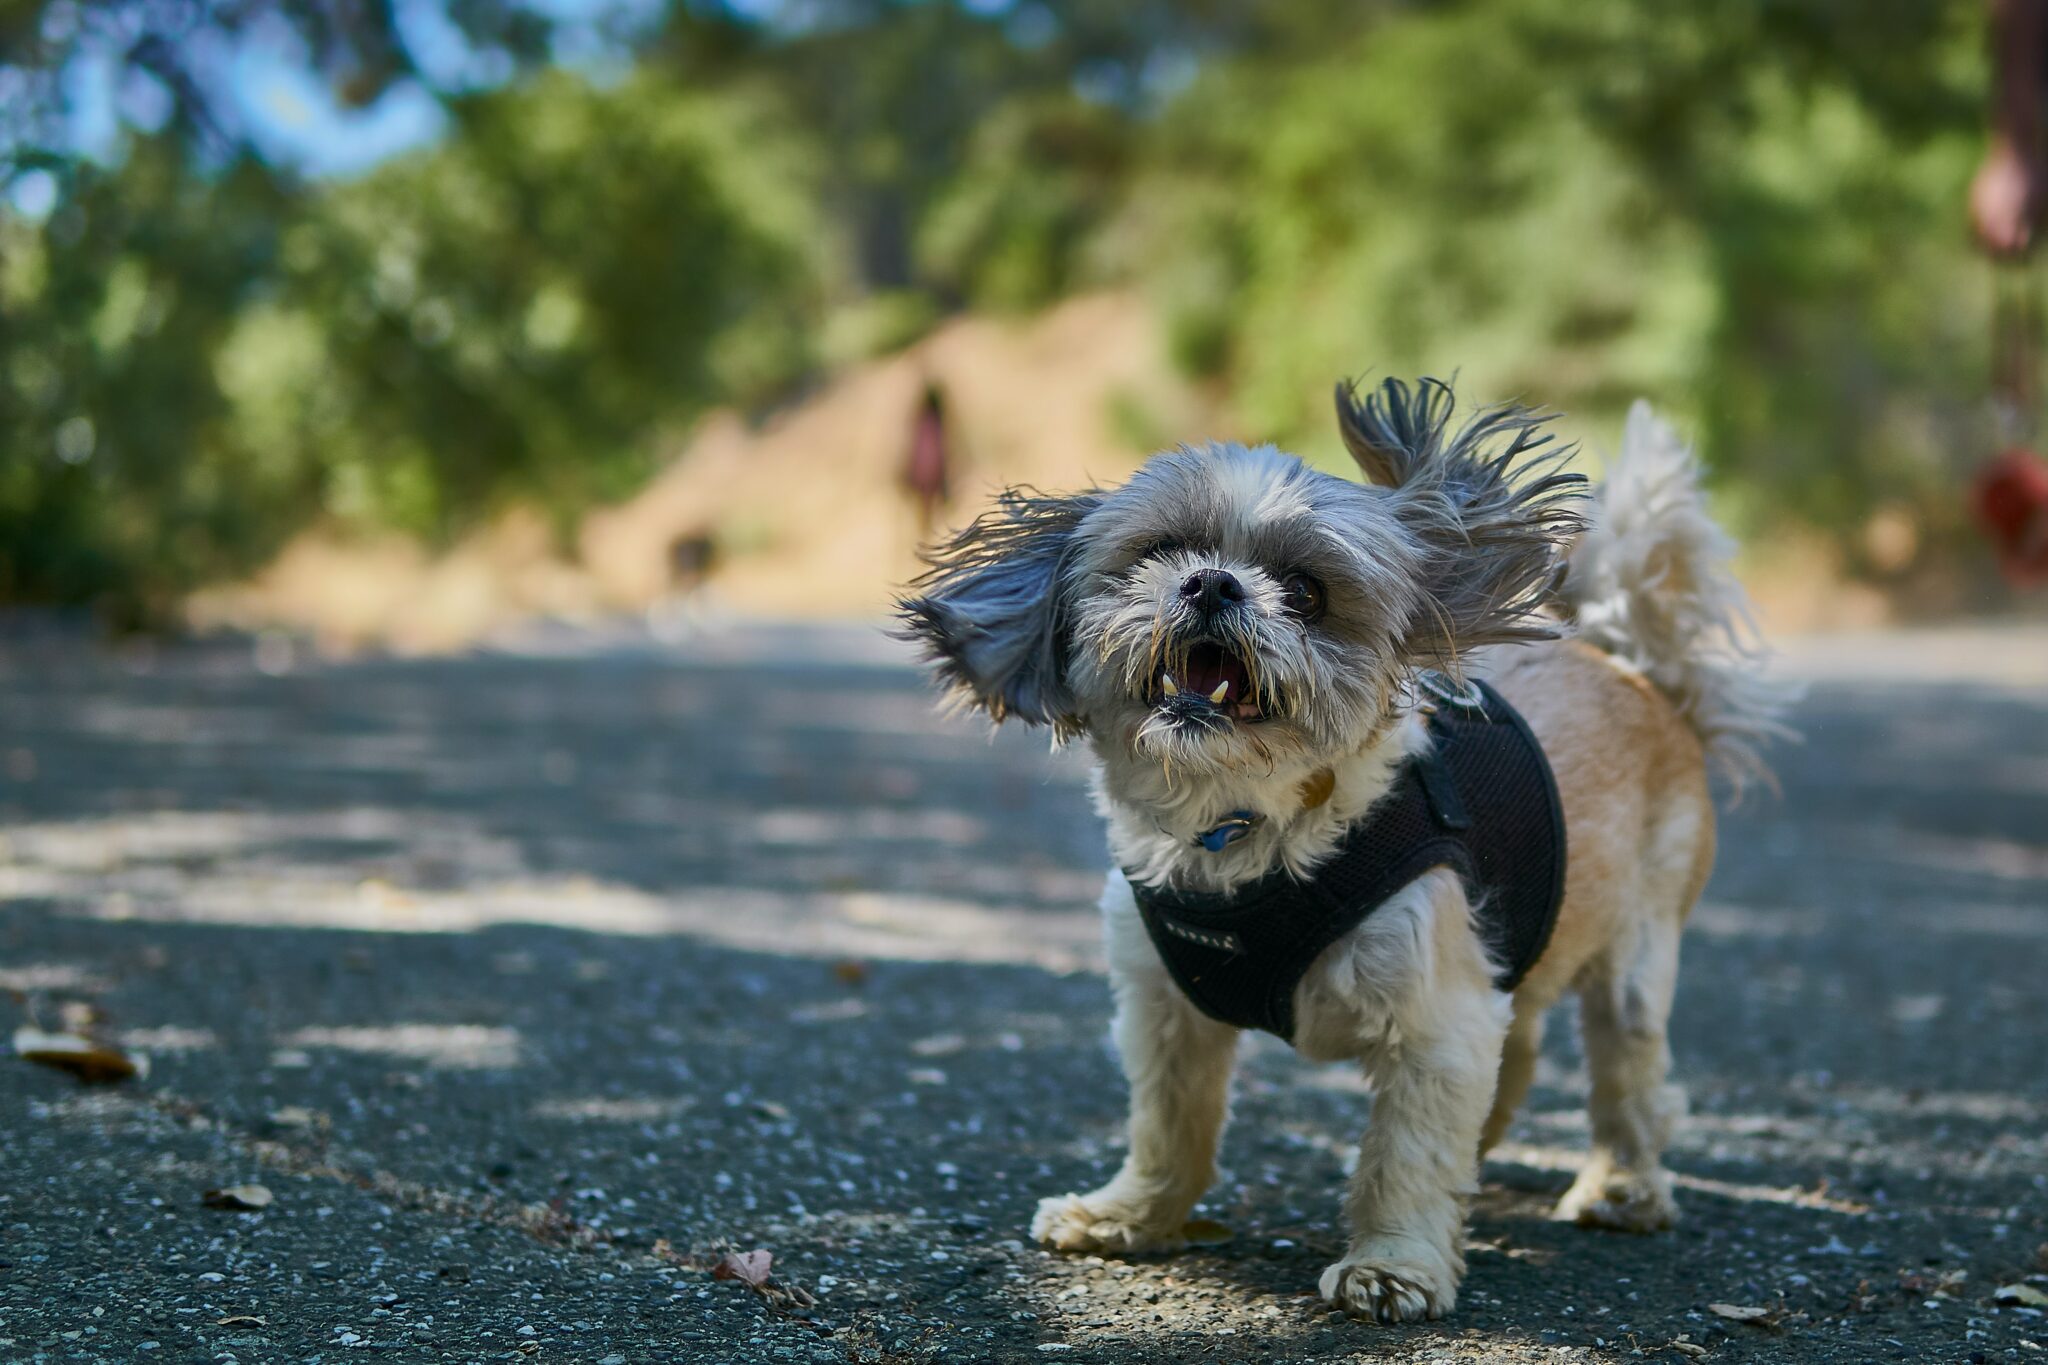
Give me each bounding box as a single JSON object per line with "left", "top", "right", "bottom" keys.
{"left": 897, "top": 378, "right": 1789, "bottom": 1323}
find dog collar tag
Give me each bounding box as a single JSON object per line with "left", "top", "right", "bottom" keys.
{"left": 1194, "top": 810, "right": 1260, "bottom": 852}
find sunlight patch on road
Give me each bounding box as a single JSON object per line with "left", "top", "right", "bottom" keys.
{"left": 281, "top": 1023, "right": 522, "bottom": 1070}
{"left": 1687, "top": 902, "right": 1826, "bottom": 938}
{"left": 45, "top": 870, "right": 1104, "bottom": 972}
{"left": 531, "top": 1095, "right": 696, "bottom": 1122}
{"left": 116, "top": 1025, "right": 219, "bottom": 1053}
{"left": 0, "top": 962, "right": 109, "bottom": 993}
{"left": 1491, "top": 1141, "right": 1871, "bottom": 1215}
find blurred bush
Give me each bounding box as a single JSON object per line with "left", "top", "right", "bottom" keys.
{"left": 3, "top": 67, "right": 825, "bottom": 620}
{"left": 1130, "top": 0, "right": 1989, "bottom": 566}
{"left": 0, "top": 0, "right": 2009, "bottom": 618}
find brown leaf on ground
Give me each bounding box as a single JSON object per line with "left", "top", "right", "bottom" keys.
{"left": 1707, "top": 1302, "right": 1777, "bottom": 1328}
{"left": 13, "top": 1027, "right": 143, "bottom": 1084}
{"left": 1997, "top": 1284, "right": 2048, "bottom": 1308}
{"left": 711, "top": 1249, "right": 816, "bottom": 1311}
{"left": 202, "top": 1184, "right": 275, "bottom": 1211}
{"left": 1900, "top": 1268, "right": 1969, "bottom": 1300}
{"left": 830, "top": 959, "right": 870, "bottom": 987}
{"left": 713, "top": 1250, "right": 774, "bottom": 1288}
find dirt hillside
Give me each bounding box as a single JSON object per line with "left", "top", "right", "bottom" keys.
{"left": 189, "top": 293, "right": 1215, "bottom": 652}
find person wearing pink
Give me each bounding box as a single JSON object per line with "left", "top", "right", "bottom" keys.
{"left": 904, "top": 382, "right": 953, "bottom": 538}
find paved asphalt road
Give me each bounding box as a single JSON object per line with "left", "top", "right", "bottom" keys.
{"left": 2, "top": 620, "right": 2044, "bottom": 1365}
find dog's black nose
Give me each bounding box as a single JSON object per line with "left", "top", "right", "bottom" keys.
{"left": 1180, "top": 568, "right": 1244, "bottom": 614}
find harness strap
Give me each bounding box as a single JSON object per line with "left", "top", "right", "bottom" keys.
{"left": 1129, "top": 679, "right": 1566, "bottom": 1041}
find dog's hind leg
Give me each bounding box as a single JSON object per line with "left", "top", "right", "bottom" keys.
{"left": 1554, "top": 914, "right": 1684, "bottom": 1233}
{"left": 1032, "top": 875, "right": 1240, "bottom": 1254}
{"left": 1478, "top": 1008, "right": 1545, "bottom": 1157}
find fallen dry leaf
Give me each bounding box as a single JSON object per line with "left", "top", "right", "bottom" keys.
{"left": 1997, "top": 1284, "right": 2048, "bottom": 1308}
{"left": 830, "top": 959, "right": 869, "bottom": 987}
{"left": 713, "top": 1250, "right": 774, "bottom": 1288}
{"left": 215, "top": 1316, "right": 267, "bottom": 1327}
{"left": 710, "top": 1249, "right": 816, "bottom": 1311}
{"left": 13, "top": 1027, "right": 142, "bottom": 1084}
{"left": 1707, "top": 1302, "right": 1775, "bottom": 1327}
{"left": 202, "top": 1184, "right": 275, "bottom": 1212}
{"left": 1669, "top": 1343, "right": 1708, "bottom": 1359}
{"left": 1181, "top": 1219, "right": 1233, "bottom": 1245}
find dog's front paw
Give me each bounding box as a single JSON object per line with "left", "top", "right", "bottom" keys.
{"left": 1319, "top": 1247, "right": 1458, "bottom": 1323}
{"left": 1031, "top": 1193, "right": 1184, "bottom": 1255}
{"left": 1554, "top": 1166, "right": 1678, "bottom": 1234}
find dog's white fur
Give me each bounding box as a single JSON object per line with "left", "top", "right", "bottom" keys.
{"left": 901, "top": 389, "right": 1789, "bottom": 1322}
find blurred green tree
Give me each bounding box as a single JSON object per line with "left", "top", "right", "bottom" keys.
{"left": 250, "top": 68, "right": 823, "bottom": 539}
{"left": 0, "top": 0, "right": 2015, "bottom": 617}
{"left": 1129, "top": 0, "right": 1990, "bottom": 560}
{"left": 0, "top": 143, "right": 297, "bottom": 622}
{"left": 1, "top": 67, "right": 824, "bottom": 616}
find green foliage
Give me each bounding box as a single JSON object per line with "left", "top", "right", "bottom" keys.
{"left": 1131, "top": 0, "right": 1993, "bottom": 545}
{"left": 0, "top": 145, "right": 299, "bottom": 620}
{"left": 0, "top": 0, "right": 2015, "bottom": 615}
{"left": 1, "top": 68, "right": 824, "bottom": 614}
{"left": 257, "top": 69, "right": 823, "bottom": 538}
{"left": 918, "top": 94, "right": 1131, "bottom": 312}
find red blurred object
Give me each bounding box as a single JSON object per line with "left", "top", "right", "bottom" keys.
{"left": 1973, "top": 446, "right": 2048, "bottom": 585}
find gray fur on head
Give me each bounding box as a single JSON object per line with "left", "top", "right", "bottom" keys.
{"left": 896, "top": 378, "right": 1588, "bottom": 791}
{"left": 1336, "top": 376, "right": 1588, "bottom": 668}
{"left": 897, "top": 486, "right": 1104, "bottom": 727}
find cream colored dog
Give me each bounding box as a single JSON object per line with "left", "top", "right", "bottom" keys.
{"left": 898, "top": 379, "right": 1790, "bottom": 1322}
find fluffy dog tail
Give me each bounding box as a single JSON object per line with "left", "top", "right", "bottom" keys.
{"left": 1563, "top": 402, "right": 1797, "bottom": 798}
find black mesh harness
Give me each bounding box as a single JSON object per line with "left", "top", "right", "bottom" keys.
{"left": 1129, "top": 679, "right": 1566, "bottom": 1042}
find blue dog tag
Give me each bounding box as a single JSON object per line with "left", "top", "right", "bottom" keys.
{"left": 1194, "top": 811, "right": 1260, "bottom": 852}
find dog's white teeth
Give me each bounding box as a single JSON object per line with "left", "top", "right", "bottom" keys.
{"left": 1160, "top": 673, "right": 1179, "bottom": 698}
{"left": 1209, "top": 681, "right": 1230, "bottom": 704}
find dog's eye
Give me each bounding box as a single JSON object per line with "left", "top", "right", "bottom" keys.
{"left": 1135, "top": 538, "right": 1186, "bottom": 562}
{"left": 1281, "top": 572, "right": 1326, "bottom": 622}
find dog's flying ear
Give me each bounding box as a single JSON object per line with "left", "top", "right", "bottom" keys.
{"left": 1336, "top": 376, "right": 1588, "bottom": 667}
{"left": 896, "top": 487, "right": 1103, "bottom": 727}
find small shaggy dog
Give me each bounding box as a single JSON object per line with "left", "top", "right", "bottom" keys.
{"left": 898, "top": 378, "right": 1790, "bottom": 1322}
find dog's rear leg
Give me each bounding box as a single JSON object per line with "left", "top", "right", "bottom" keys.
{"left": 1032, "top": 876, "right": 1239, "bottom": 1254}
{"left": 1479, "top": 1008, "right": 1545, "bottom": 1157}
{"left": 1555, "top": 918, "right": 1684, "bottom": 1232}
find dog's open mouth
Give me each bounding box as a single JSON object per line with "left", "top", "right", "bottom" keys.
{"left": 1153, "top": 640, "right": 1268, "bottom": 722}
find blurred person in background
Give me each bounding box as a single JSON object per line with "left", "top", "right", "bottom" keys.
{"left": 648, "top": 529, "right": 719, "bottom": 644}
{"left": 1972, "top": 0, "right": 2048, "bottom": 582}
{"left": 1974, "top": 0, "right": 2048, "bottom": 255}
{"left": 903, "top": 380, "right": 954, "bottom": 539}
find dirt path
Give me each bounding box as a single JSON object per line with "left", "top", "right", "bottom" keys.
{"left": 2, "top": 621, "right": 2044, "bottom": 1363}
